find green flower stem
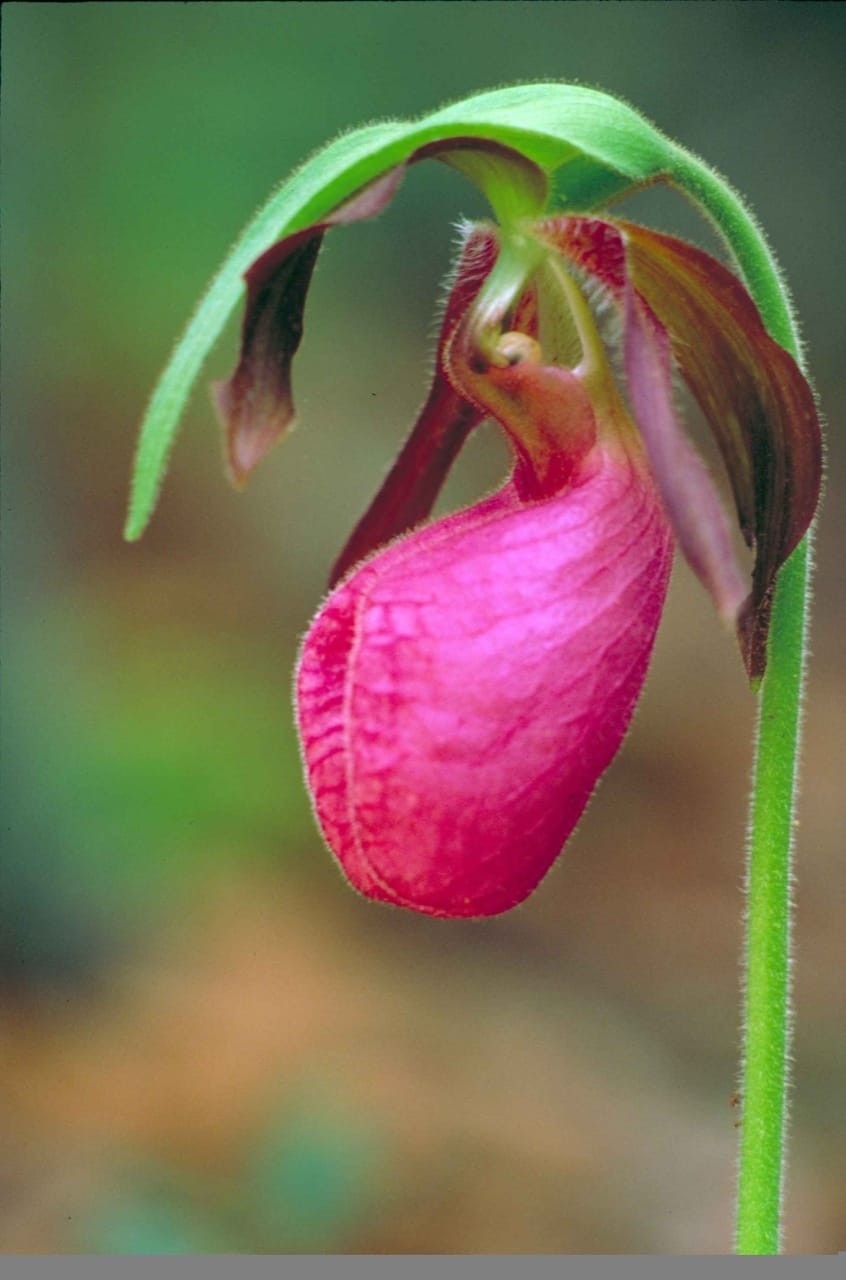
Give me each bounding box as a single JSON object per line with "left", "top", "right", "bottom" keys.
{"left": 672, "top": 151, "right": 812, "bottom": 1255}
{"left": 737, "top": 541, "right": 810, "bottom": 1255}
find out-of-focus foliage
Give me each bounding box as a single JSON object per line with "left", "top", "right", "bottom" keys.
{"left": 79, "top": 1092, "right": 383, "bottom": 1255}
{"left": 2, "top": 2, "right": 844, "bottom": 1255}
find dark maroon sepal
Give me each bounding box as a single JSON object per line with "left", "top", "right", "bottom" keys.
{"left": 623, "top": 286, "right": 749, "bottom": 626}
{"left": 213, "top": 166, "right": 408, "bottom": 487}
{"left": 213, "top": 231, "right": 322, "bottom": 487}
{"left": 535, "top": 216, "right": 822, "bottom": 679}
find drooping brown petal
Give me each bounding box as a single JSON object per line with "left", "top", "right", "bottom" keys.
{"left": 621, "top": 222, "right": 820, "bottom": 558}
{"left": 213, "top": 231, "right": 321, "bottom": 487}
{"left": 624, "top": 287, "right": 749, "bottom": 624}
{"left": 535, "top": 216, "right": 822, "bottom": 678}
{"left": 214, "top": 165, "right": 408, "bottom": 487}
{"left": 330, "top": 226, "right": 500, "bottom": 585}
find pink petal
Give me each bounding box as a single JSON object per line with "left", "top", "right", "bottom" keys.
{"left": 296, "top": 444, "right": 672, "bottom": 918}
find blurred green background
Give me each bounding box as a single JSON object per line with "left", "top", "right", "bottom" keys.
{"left": 2, "top": 1, "right": 844, "bottom": 1255}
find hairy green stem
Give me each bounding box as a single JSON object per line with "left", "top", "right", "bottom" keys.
{"left": 671, "top": 151, "right": 812, "bottom": 1254}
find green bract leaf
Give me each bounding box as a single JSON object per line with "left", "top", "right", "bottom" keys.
{"left": 125, "top": 84, "right": 681, "bottom": 539}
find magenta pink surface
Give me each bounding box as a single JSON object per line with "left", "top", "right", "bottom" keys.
{"left": 296, "top": 444, "right": 673, "bottom": 918}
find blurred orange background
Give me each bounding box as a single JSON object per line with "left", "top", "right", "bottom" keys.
{"left": 2, "top": 3, "right": 844, "bottom": 1255}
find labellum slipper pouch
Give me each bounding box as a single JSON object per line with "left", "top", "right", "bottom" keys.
{"left": 296, "top": 338, "right": 673, "bottom": 918}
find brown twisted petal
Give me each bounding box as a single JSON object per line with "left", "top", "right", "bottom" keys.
{"left": 623, "top": 286, "right": 749, "bottom": 627}
{"left": 535, "top": 217, "right": 822, "bottom": 678}
{"left": 213, "top": 166, "right": 408, "bottom": 487}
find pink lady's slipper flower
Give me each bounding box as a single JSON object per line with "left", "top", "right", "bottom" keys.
{"left": 214, "top": 155, "right": 820, "bottom": 918}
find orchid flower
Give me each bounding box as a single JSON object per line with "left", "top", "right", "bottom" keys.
{"left": 209, "top": 166, "right": 819, "bottom": 919}
{"left": 125, "top": 88, "right": 822, "bottom": 1250}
